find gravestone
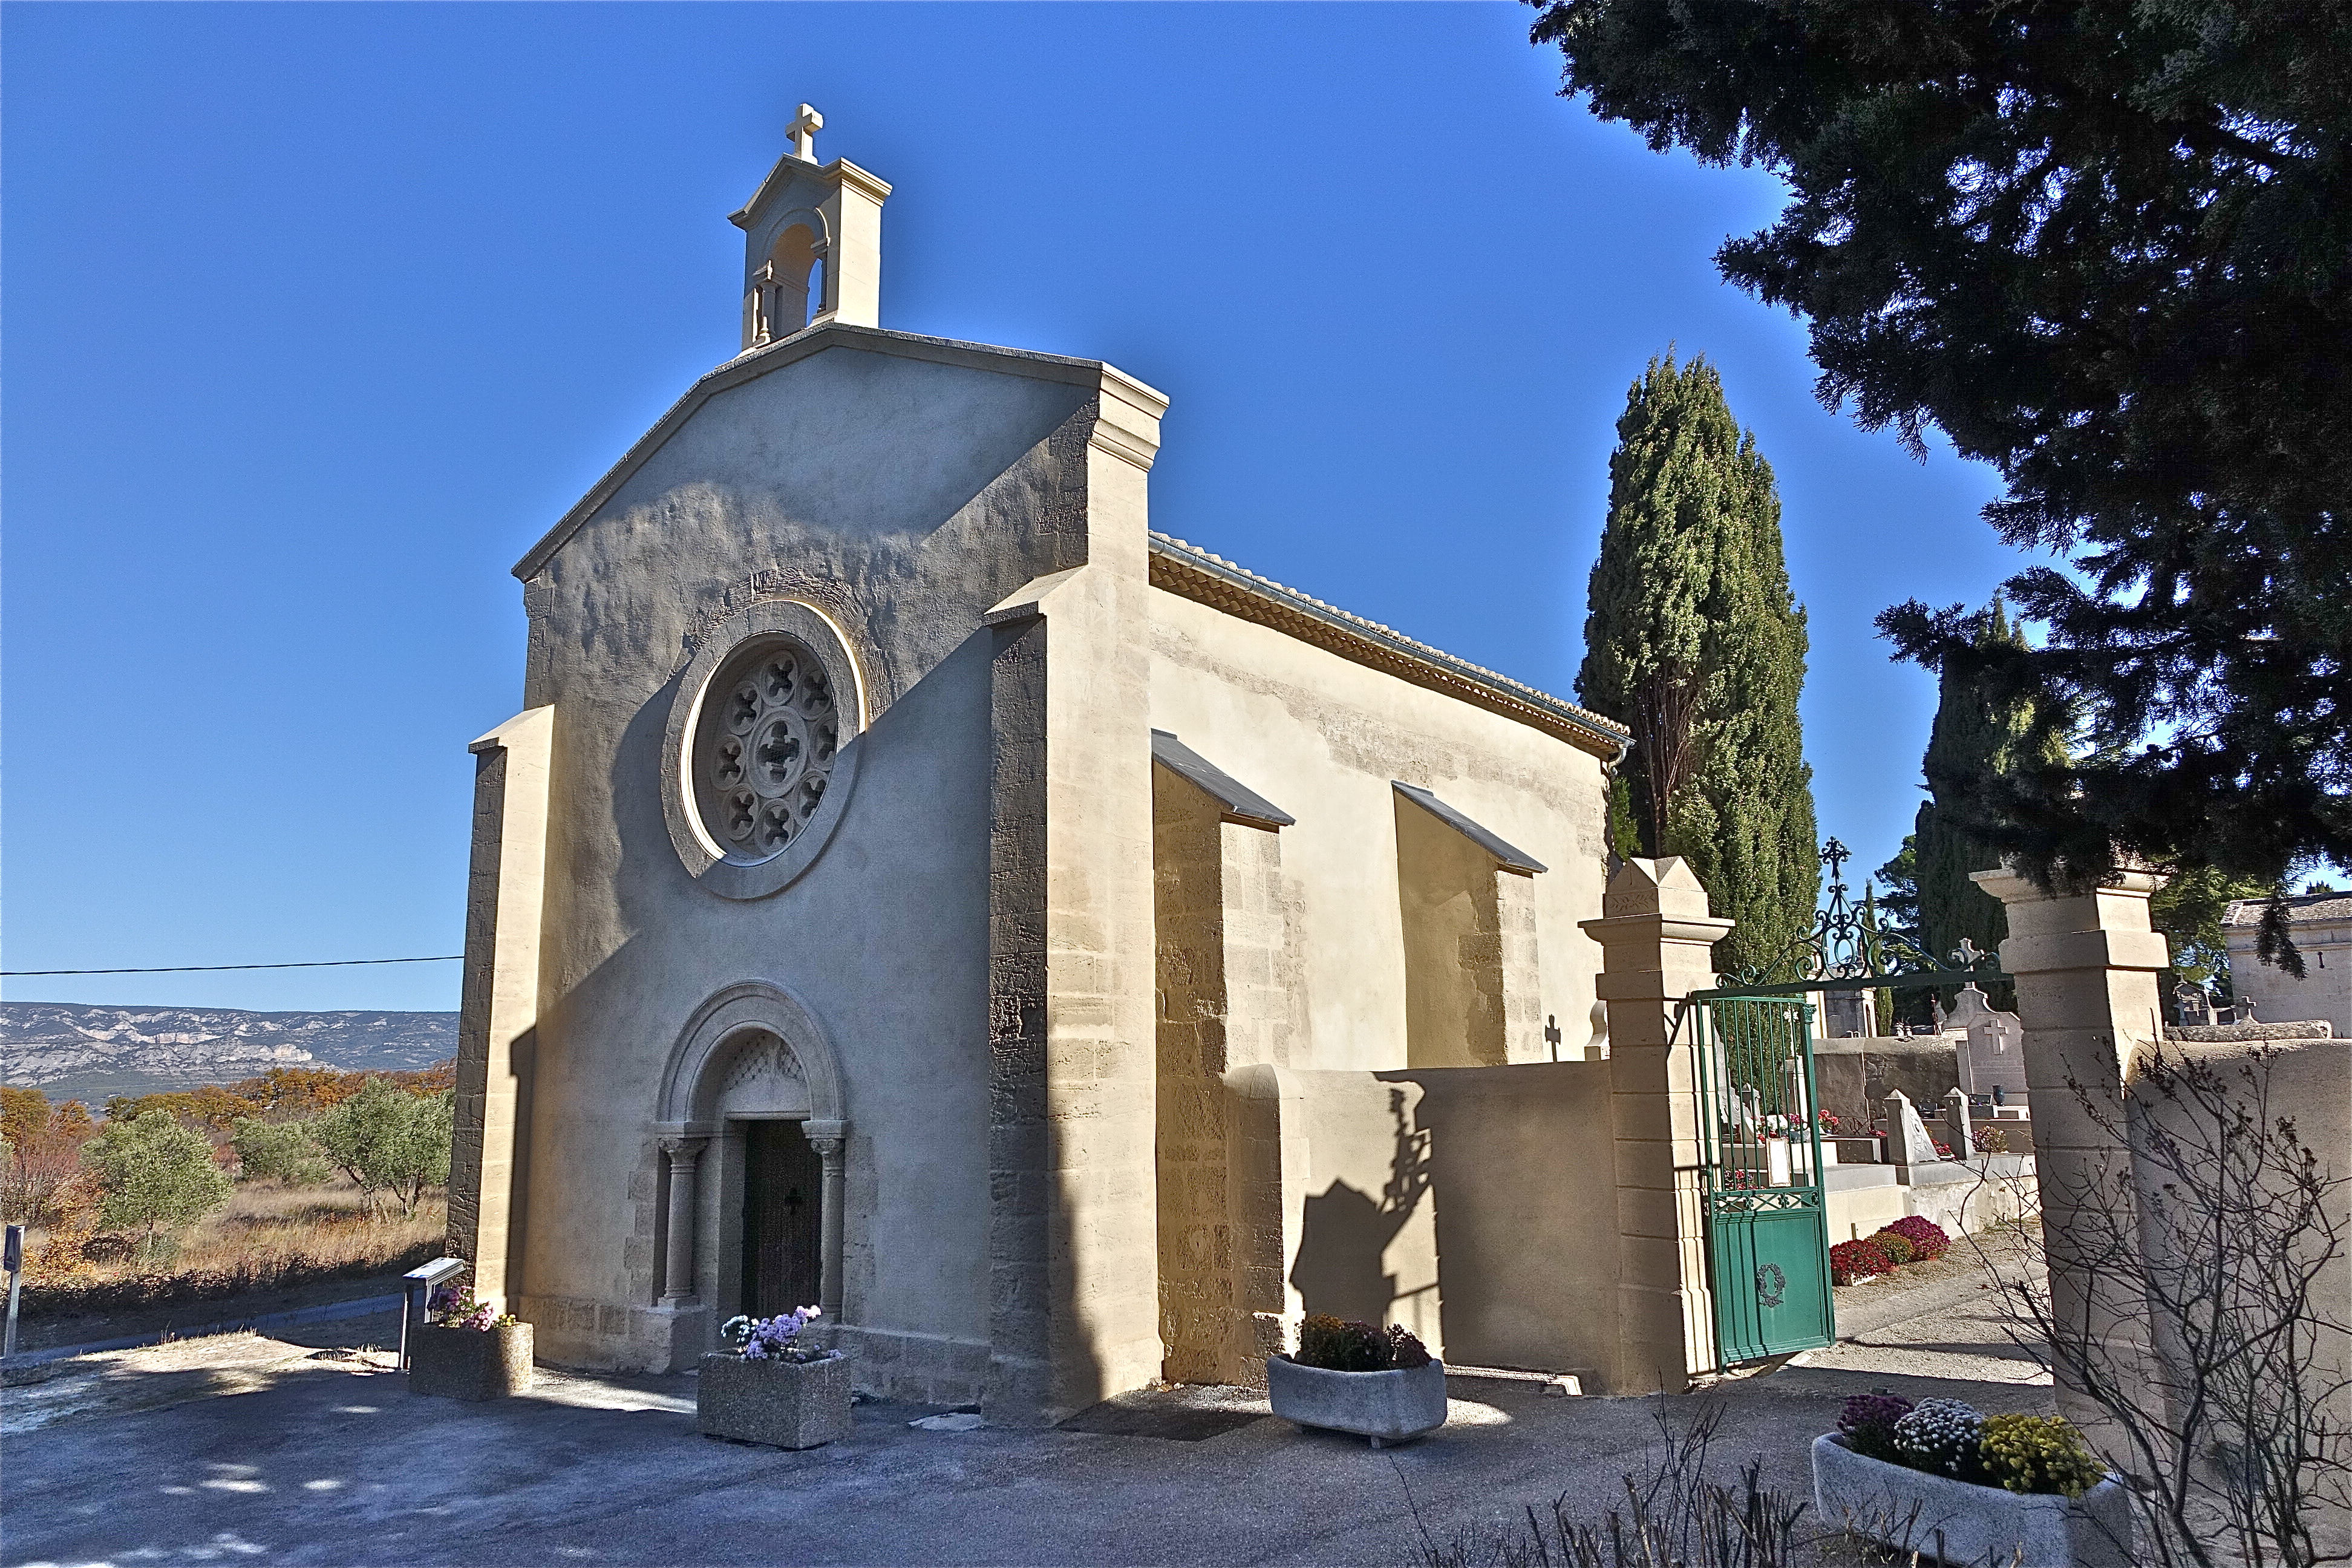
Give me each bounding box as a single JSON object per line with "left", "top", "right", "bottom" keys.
{"left": 1948, "top": 985, "right": 2027, "bottom": 1102}
{"left": 1882, "top": 1089, "right": 1942, "bottom": 1173}
{"left": 1822, "top": 990, "right": 1873, "bottom": 1039}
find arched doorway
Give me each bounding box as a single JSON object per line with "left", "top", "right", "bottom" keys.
{"left": 655, "top": 983, "right": 848, "bottom": 1337}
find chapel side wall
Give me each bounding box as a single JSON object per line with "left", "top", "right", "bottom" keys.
{"left": 1147, "top": 589, "right": 1615, "bottom": 1075}
{"left": 511, "top": 348, "right": 1103, "bottom": 1375}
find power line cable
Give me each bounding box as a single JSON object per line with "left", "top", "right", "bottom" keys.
{"left": 0, "top": 956, "right": 464, "bottom": 977}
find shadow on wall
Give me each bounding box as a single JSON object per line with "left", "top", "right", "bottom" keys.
{"left": 1289, "top": 1089, "right": 1431, "bottom": 1325}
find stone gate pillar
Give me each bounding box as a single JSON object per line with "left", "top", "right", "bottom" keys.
{"left": 1971, "top": 864, "right": 2171, "bottom": 1434}
{"left": 1580, "top": 857, "right": 1734, "bottom": 1393}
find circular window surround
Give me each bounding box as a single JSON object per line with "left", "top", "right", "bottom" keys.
{"left": 662, "top": 599, "right": 868, "bottom": 901}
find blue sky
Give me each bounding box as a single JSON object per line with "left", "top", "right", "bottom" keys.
{"left": 2, "top": 2, "right": 2025, "bottom": 1013}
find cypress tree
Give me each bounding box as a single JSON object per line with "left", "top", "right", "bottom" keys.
{"left": 1578, "top": 353, "right": 1819, "bottom": 976}
{"left": 1912, "top": 601, "right": 2066, "bottom": 974}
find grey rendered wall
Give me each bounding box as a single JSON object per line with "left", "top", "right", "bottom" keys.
{"left": 512, "top": 340, "right": 1101, "bottom": 1371}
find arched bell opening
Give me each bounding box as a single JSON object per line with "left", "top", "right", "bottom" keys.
{"left": 747, "top": 221, "right": 828, "bottom": 346}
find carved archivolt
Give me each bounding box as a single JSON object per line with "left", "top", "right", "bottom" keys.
{"left": 657, "top": 980, "right": 846, "bottom": 1131}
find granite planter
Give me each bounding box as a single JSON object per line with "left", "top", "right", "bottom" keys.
{"left": 697, "top": 1351, "right": 852, "bottom": 1449}
{"left": 407, "top": 1323, "right": 534, "bottom": 1401}
{"left": 1811, "top": 1435, "right": 2131, "bottom": 1567}
{"left": 1266, "top": 1354, "right": 1448, "bottom": 1448}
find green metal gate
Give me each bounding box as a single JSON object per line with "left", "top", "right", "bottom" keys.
{"left": 1690, "top": 994, "right": 1834, "bottom": 1364}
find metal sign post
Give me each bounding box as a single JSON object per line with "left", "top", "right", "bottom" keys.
{"left": 4, "top": 1224, "right": 24, "bottom": 1361}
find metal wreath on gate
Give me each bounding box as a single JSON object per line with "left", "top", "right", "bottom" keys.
{"left": 1755, "top": 1262, "right": 1788, "bottom": 1309}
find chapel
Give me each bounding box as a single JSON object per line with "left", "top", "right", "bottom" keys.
{"left": 448, "top": 113, "right": 1723, "bottom": 1422}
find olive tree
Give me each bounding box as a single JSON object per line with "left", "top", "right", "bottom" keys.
{"left": 80, "top": 1109, "right": 232, "bottom": 1253}
{"left": 310, "top": 1080, "right": 452, "bottom": 1218}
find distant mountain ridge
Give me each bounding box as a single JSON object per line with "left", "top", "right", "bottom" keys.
{"left": 0, "top": 1002, "right": 459, "bottom": 1105}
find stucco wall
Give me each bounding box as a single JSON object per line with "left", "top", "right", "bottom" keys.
{"left": 511, "top": 339, "right": 1105, "bottom": 1370}
{"left": 1255, "top": 1063, "right": 1616, "bottom": 1376}
{"left": 1392, "top": 1062, "right": 1618, "bottom": 1376}
{"left": 2226, "top": 920, "right": 2351, "bottom": 1038}
{"left": 1146, "top": 588, "right": 1613, "bottom": 1074}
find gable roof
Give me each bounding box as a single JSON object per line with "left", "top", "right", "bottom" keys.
{"left": 2226, "top": 892, "right": 2352, "bottom": 926}
{"left": 511, "top": 322, "right": 1166, "bottom": 582}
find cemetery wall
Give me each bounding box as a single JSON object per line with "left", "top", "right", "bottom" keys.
{"left": 1256, "top": 1063, "right": 1618, "bottom": 1377}
{"left": 2135, "top": 1037, "right": 2351, "bottom": 1440}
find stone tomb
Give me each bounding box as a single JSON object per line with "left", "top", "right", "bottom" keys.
{"left": 448, "top": 118, "right": 1742, "bottom": 1422}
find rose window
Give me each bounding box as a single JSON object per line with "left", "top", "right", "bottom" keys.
{"left": 692, "top": 637, "right": 841, "bottom": 861}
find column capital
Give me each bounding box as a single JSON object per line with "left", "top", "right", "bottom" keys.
{"left": 661, "top": 1134, "right": 708, "bottom": 1161}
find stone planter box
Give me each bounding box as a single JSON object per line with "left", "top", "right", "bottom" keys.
{"left": 408, "top": 1322, "right": 534, "bottom": 1401}
{"left": 697, "top": 1351, "right": 852, "bottom": 1449}
{"left": 1266, "top": 1354, "right": 1447, "bottom": 1448}
{"left": 1812, "top": 1434, "right": 2131, "bottom": 1567}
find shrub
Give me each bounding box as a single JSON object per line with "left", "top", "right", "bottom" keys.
{"left": 1830, "top": 1237, "right": 1893, "bottom": 1285}
{"left": 1893, "top": 1397, "right": 1988, "bottom": 1480}
{"left": 1978, "top": 1413, "right": 2107, "bottom": 1498}
{"left": 312, "top": 1081, "right": 452, "bottom": 1217}
{"left": 1293, "top": 1314, "right": 1430, "bottom": 1371}
{"left": 1837, "top": 1393, "right": 1914, "bottom": 1463}
{"left": 1881, "top": 1215, "right": 1952, "bottom": 1261}
{"left": 81, "top": 1109, "right": 232, "bottom": 1250}
{"left": 1972, "top": 1123, "right": 2010, "bottom": 1154}
{"left": 230, "top": 1118, "right": 328, "bottom": 1186}
{"left": 1873, "top": 1232, "right": 1919, "bottom": 1266}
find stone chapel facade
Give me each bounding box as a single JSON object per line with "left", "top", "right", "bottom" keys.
{"left": 449, "top": 119, "right": 1725, "bottom": 1422}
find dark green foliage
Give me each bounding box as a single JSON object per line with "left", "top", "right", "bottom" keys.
{"left": 1292, "top": 1313, "right": 1430, "bottom": 1372}
{"left": 2151, "top": 866, "right": 2278, "bottom": 993}
{"left": 1911, "top": 603, "right": 2069, "bottom": 984}
{"left": 1529, "top": 0, "right": 2351, "bottom": 972}
{"left": 1578, "top": 353, "right": 1819, "bottom": 976}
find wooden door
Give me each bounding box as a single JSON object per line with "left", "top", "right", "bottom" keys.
{"left": 740, "top": 1120, "right": 823, "bottom": 1318}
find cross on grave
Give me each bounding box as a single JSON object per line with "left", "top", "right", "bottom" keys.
{"left": 1544, "top": 1014, "right": 1562, "bottom": 1057}
{"left": 789, "top": 103, "right": 825, "bottom": 162}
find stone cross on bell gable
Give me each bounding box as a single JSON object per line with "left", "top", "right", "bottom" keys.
{"left": 789, "top": 103, "right": 825, "bottom": 163}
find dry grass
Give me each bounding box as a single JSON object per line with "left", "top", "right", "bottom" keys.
{"left": 23, "top": 1175, "right": 446, "bottom": 1320}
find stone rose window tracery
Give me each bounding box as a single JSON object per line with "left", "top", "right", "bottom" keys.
{"left": 692, "top": 636, "right": 841, "bottom": 863}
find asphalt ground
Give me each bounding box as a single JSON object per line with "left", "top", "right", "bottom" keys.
{"left": 4, "top": 1258, "right": 2052, "bottom": 1568}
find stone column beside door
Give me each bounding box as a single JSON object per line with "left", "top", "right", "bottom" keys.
{"left": 1580, "top": 857, "right": 1734, "bottom": 1393}
{"left": 658, "top": 1137, "right": 706, "bottom": 1307}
